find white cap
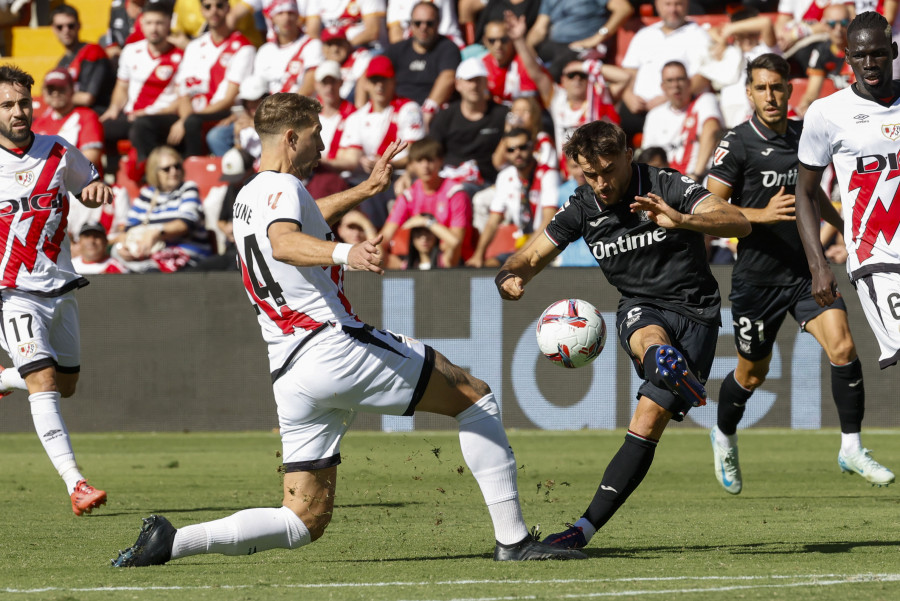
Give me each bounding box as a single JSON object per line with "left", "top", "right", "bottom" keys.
{"left": 220, "top": 148, "right": 254, "bottom": 183}
{"left": 455, "top": 57, "right": 488, "bottom": 80}
{"left": 238, "top": 75, "right": 268, "bottom": 101}
{"left": 314, "top": 60, "right": 342, "bottom": 83}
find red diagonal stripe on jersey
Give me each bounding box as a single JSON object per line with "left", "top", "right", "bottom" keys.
{"left": 849, "top": 166, "right": 900, "bottom": 263}
{"left": 325, "top": 264, "right": 356, "bottom": 319}
{"left": 0, "top": 142, "right": 66, "bottom": 286}
{"left": 280, "top": 38, "right": 313, "bottom": 93}
{"left": 133, "top": 48, "right": 182, "bottom": 112}
{"left": 239, "top": 254, "right": 322, "bottom": 335}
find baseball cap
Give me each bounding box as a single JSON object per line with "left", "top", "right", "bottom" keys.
{"left": 315, "top": 60, "right": 342, "bottom": 83}
{"left": 456, "top": 57, "right": 488, "bottom": 80}
{"left": 320, "top": 27, "right": 347, "bottom": 43}
{"left": 365, "top": 55, "right": 395, "bottom": 79}
{"left": 43, "top": 68, "right": 73, "bottom": 88}
{"left": 267, "top": 0, "right": 298, "bottom": 16}
{"left": 79, "top": 222, "right": 106, "bottom": 236}
{"left": 238, "top": 75, "right": 268, "bottom": 101}
{"left": 220, "top": 148, "right": 254, "bottom": 183}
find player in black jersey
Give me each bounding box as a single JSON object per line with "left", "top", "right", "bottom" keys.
{"left": 706, "top": 53, "right": 894, "bottom": 493}
{"left": 494, "top": 120, "right": 751, "bottom": 550}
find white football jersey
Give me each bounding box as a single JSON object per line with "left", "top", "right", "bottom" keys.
{"left": 177, "top": 31, "right": 256, "bottom": 111}
{"left": 0, "top": 135, "right": 98, "bottom": 294}
{"left": 253, "top": 36, "right": 324, "bottom": 95}
{"left": 116, "top": 40, "right": 183, "bottom": 114}
{"left": 799, "top": 86, "right": 900, "bottom": 279}
{"left": 231, "top": 171, "right": 359, "bottom": 372}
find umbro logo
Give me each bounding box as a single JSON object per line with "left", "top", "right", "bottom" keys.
{"left": 589, "top": 216, "right": 609, "bottom": 227}
{"left": 761, "top": 148, "right": 773, "bottom": 156}
{"left": 43, "top": 429, "right": 62, "bottom": 439}
{"left": 854, "top": 114, "right": 869, "bottom": 123}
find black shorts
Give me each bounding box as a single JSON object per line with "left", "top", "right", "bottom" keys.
{"left": 729, "top": 278, "right": 847, "bottom": 361}
{"left": 616, "top": 304, "right": 719, "bottom": 422}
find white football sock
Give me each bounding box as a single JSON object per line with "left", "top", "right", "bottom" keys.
{"left": 456, "top": 393, "right": 529, "bottom": 545}
{"left": 714, "top": 425, "right": 738, "bottom": 449}
{"left": 30, "top": 391, "right": 83, "bottom": 492}
{"left": 573, "top": 517, "right": 596, "bottom": 543}
{"left": 171, "top": 506, "right": 311, "bottom": 559}
{"left": 1, "top": 367, "right": 27, "bottom": 391}
{"left": 841, "top": 432, "right": 862, "bottom": 455}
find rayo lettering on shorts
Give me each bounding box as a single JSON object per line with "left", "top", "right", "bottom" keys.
{"left": 760, "top": 168, "right": 798, "bottom": 188}
{"left": 0, "top": 193, "right": 65, "bottom": 217}
{"left": 592, "top": 227, "right": 666, "bottom": 260}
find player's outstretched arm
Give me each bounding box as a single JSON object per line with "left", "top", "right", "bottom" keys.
{"left": 316, "top": 141, "right": 408, "bottom": 226}
{"left": 631, "top": 192, "right": 751, "bottom": 237}
{"left": 77, "top": 180, "right": 114, "bottom": 208}
{"left": 796, "top": 165, "right": 837, "bottom": 307}
{"left": 269, "top": 221, "right": 383, "bottom": 273}
{"left": 494, "top": 233, "right": 559, "bottom": 300}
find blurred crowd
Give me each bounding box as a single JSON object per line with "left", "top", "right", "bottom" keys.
{"left": 18, "top": 0, "right": 886, "bottom": 273}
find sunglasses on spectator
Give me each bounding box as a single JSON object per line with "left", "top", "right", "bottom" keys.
{"left": 201, "top": 1, "right": 228, "bottom": 9}
{"left": 158, "top": 163, "right": 183, "bottom": 173}
{"left": 506, "top": 143, "right": 531, "bottom": 153}
{"left": 486, "top": 36, "right": 510, "bottom": 45}
{"left": 563, "top": 71, "right": 588, "bottom": 80}
{"left": 53, "top": 23, "right": 77, "bottom": 31}
{"left": 411, "top": 20, "right": 436, "bottom": 28}
{"left": 826, "top": 19, "right": 850, "bottom": 28}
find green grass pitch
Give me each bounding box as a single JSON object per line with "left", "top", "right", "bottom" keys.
{"left": 1, "top": 429, "right": 898, "bottom": 600}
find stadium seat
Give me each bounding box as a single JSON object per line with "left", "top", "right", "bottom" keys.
{"left": 484, "top": 223, "right": 520, "bottom": 261}
{"left": 183, "top": 156, "right": 224, "bottom": 201}
{"left": 389, "top": 226, "right": 410, "bottom": 258}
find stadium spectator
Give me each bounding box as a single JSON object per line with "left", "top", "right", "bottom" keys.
{"left": 253, "top": 0, "right": 324, "bottom": 97}
{"left": 707, "top": 52, "right": 894, "bottom": 493}
{"left": 111, "top": 93, "right": 585, "bottom": 567}
{"left": 526, "top": 0, "right": 634, "bottom": 73}
{"left": 380, "top": 137, "right": 473, "bottom": 267}
{"left": 170, "top": 0, "right": 264, "bottom": 47}
{"left": 169, "top": 0, "right": 256, "bottom": 157}
{"left": 386, "top": 0, "right": 463, "bottom": 46}
{"left": 480, "top": 15, "right": 550, "bottom": 106}
{"left": 704, "top": 7, "right": 780, "bottom": 128}
{"left": 640, "top": 61, "right": 723, "bottom": 182}
{"left": 314, "top": 61, "right": 356, "bottom": 167}
{"left": 305, "top": 0, "right": 388, "bottom": 50}
{"left": 72, "top": 223, "right": 128, "bottom": 274}
{"left": 334, "top": 209, "right": 378, "bottom": 244}
{"left": 110, "top": 146, "right": 213, "bottom": 272}
{"left": 99, "top": 0, "right": 184, "bottom": 170}
{"left": 491, "top": 95, "right": 556, "bottom": 174}
{"left": 204, "top": 74, "right": 266, "bottom": 157}
{"left": 775, "top": 0, "right": 852, "bottom": 53}
{"left": 50, "top": 4, "right": 116, "bottom": 114}
{"left": 619, "top": 0, "right": 712, "bottom": 139}
{"left": 428, "top": 57, "right": 508, "bottom": 186}
{"left": 795, "top": 3, "right": 854, "bottom": 116}
{"left": 467, "top": 127, "right": 559, "bottom": 268}
{"left": 383, "top": 1, "right": 461, "bottom": 122}
{"left": 472, "top": 0, "right": 540, "bottom": 46}
{"left": 495, "top": 120, "right": 750, "bottom": 551}
{"left": 225, "top": 0, "right": 306, "bottom": 44}
{"left": 553, "top": 155, "right": 596, "bottom": 267}
{"left": 397, "top": 213, "right": 461, "bottom": 269}
{"left": 320, "top": 27, "right": 373, "bottom": 102}
{"left": 100, "top": 0, "right": 144, "bottom": 61}
{"left": 32, "top": 69, "right": 104, "bottom": 171}
{"left": 0, "top": 64, "right": 112, "bottom": 518}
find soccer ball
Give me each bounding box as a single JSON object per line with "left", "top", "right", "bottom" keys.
{"left": 536, "top": 299, "right": 606, "bottom": 368}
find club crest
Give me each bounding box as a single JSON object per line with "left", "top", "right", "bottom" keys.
{"left": 881, "top": 123, "right": 900, "bottom": 141}
{"left": 15, "top": 171, "right": 34, "bottom": 186}
{"left": 17, "top": 341, "right": 36, "bottom": 358}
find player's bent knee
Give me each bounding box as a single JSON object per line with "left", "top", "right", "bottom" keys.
{"left": 304, "top": 512, "right": 333, "bottom": 542}
{"left": 742, "top": 373, "right": 766, "bottom": 390}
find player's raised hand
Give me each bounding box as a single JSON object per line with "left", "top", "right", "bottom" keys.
{"left": 631, "top": 192, "right": 683, "bottom": 229}
{"left": 79, "top": 180, "right": 113, "bottom": 208}
{"left": 364, "top": 141, "right": 408, "bottom": 196}
{"left": 347, "top": 234, "right": 385, "bottom": 275}
{"left": 759, "top": 186, "right": 796, "bottom": 224}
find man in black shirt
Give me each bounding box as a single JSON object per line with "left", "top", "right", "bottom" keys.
{"left": 495, "top": 120, "right": 750, "bottom": 549}
{"left": 384, "top": 1, "right": 460, "bottom": 123}
{"left": 706, "top": 53, "right": 895, "bottom": 493}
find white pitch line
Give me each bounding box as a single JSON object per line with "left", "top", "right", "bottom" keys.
{"left": 4, "top": 573, "right": 900, "bottom": 595}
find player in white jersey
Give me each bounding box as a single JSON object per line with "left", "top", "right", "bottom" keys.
{"left": 0, "top": 65, "right": 113, "bottom": 516}
{"left": 797, "top": 11, "right": 900, "bottom": 369}
{"left": 112, "top": 93, "right": 585, "bottom": 567}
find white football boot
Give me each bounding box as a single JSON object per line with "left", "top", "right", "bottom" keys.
{"left": 838, "top": 448, "right": 895, "bottom": 487}
{"left": 710, "top": 428, "right": 742, "bottom": 495}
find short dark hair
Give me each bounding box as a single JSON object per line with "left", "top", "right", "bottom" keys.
{"left": 411, "top": 1, "right": 439, "bottom": 20}
{"left": 254, "top": 93, "right": 322, "bottom": 138}
{"left": 563, "top": 121, "right": 626, "bottom": 162}
{"left": 634, "top": 146, "right": 668, "bottom": 166}
{"left": 50, "top": 4, "right": 79, "bottom": 22}
{"left": 662, "top": 60, "right": 687, "bottom": 74}
{"left": 408, "top": 137, "right": 444, "bottom": 162}
{"left": 0, "top": 65, "right": 34, "bottom": 91}
{"left": 847, "top": 11, "right": 892, "bottom": 42}
{"left": 504, "top": 127, "right": 532, "bottom": 141}
{"left": 142, "top": 0, "right": 175, "bottom": 17}
{"left": 745, "top": 53, "right": 790, "bottom": 85}
{"left": 730, "top": 7, "right": 759, "bottom": 22}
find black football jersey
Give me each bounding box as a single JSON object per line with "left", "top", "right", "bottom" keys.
{"left": 708, "top": 113, "right": 809, "bottom": 286}
{"left": 545, "top": 163, "right": 721, "bottom": 326}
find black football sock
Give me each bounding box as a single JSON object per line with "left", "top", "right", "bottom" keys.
{"left": 717, "top": 370, "right": 753, "bottom": 436}
{"left": 582, "top": 431, "right": 657, "bottom": 530}
{"left": 832, "top": 358, "right": 865, "bottom": 434}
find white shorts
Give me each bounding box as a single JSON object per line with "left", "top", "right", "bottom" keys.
{"left": 274, "top": 322, "right": 434, "bottom": 470}
{"left": 0, "top": 289, "right": 81, "bottom": 375}
{"left": 855, "top": 272, "right": 900, "bottom": 369}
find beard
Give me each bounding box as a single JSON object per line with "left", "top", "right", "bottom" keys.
{"left": 0, "top": 117, "right": 31, "bottom": 144}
